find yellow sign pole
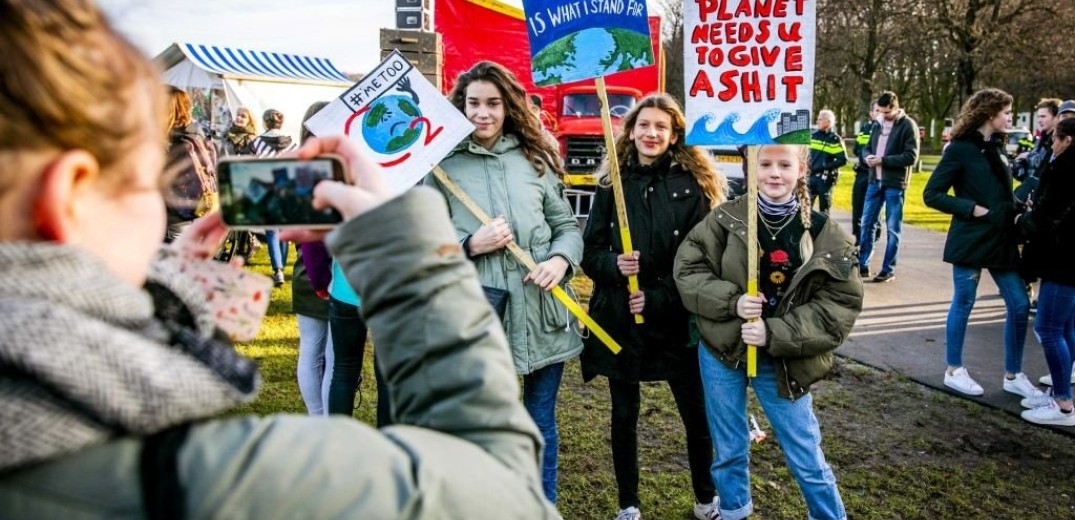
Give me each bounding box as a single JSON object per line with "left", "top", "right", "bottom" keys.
{"left": 595, "top": 76, "right": 643, "bottom": 325}
{"left": 745, "top": 146, "right": 759, "bottom": 378}
{"left": 432, "top": 166, "right": 622, "bottom": 355}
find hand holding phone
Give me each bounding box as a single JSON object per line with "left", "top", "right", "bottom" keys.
{"left": 280, "top": 136, "right": 394, "bottom": 244}
{"left": 217, "top": 154, "right": 348, "bottom": 229}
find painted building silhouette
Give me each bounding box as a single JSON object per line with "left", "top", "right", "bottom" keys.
{"left": 777, "top": 109, "right": 811, "bottom": 135}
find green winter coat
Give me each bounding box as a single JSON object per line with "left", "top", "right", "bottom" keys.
{"left": 0, "top": 189, "right": 560, "bottom": 519}
{"left": 673, "top": 197, "right": 864, "bottom": 399}
{"left": 427, "top": 135, "right": 583, "bottom": 375}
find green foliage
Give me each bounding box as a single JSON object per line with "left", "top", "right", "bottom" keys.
{"left": 398, "top": 98, "right": 419, "bottom": 117}
{"left": 599, "top": 28, "right": 653, "bottom": 71}
{"left": 385, "top": 127, "right": 420, "bottom": 153}
{"left": 532, "top": 32, "right": 578, "bottom": 86}
{"left": 365, "top": 103, "right": 387, "bottom": 128}
{"left": 831, "top": 160, "right": 950, "bottom": 233}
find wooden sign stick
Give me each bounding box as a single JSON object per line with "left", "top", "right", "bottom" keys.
{"left": 595, "top": 76, "right": 644, "bottom": 325}
{"left": 432, "top": 166, "right": 622, "bottom": 355}
{"left": 745, "top": 145, "right": 760, "bottom": 378}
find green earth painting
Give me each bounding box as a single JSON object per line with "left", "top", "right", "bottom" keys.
{"left": 532, "top": 27, "right": 653, "bottom": 86}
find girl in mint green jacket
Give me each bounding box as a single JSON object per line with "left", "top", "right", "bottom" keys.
{"left": 429, "top": 61, "right": 583, "bottom": 504}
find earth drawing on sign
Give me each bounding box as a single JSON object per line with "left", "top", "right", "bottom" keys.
{"left": 532, "top": 27, "right": 652, "bottom": 86}
{"left": 362, "top": 94, "right": 424, "bottom": 155}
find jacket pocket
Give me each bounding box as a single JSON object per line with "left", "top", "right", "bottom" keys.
{"left": 540, "top": 285, "right": 570, "bottom": 332}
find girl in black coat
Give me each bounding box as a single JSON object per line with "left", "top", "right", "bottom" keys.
{"left": 1017, "top": 117, "right": 1075, "bottom": 426}
{"left": 581, "top": 94, "right": 728, "bottom": 520}
{"left": 924, "top": 88, "right": 1039, "bottom": 399}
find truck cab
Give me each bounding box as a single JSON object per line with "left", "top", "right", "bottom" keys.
{"left": 556, "top": 85, "right": 642, "bottom": 188}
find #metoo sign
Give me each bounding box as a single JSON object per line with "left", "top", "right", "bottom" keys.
{"left": 684, "top": 0, "right": 816, "bottom": 146}
{"left": 304, "top": 51, "right": 473, "bottom": 195}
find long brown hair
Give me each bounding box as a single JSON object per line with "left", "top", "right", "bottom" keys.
{"left": 952, "top": 88, "right": 1013, "bottom": 141}
{"left": 448, "top": 61, "right": 564, "bottom": 178}
{"left": 599, "top": 93, "right": 728, "bottom": 208}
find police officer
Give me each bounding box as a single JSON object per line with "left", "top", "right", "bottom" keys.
{"left": 808, "top": 109, "right": 847, "bottom": 215}
{"left": 852, "top": 103, "right": 881, "bottom": 244}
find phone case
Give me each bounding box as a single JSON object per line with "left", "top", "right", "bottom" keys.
{"left": 164, "top": 247, "right": 273, "bottom": 342}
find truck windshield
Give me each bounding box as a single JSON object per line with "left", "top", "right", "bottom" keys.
{"left": 562, "top": 93, "right": 635, "bottom": 117}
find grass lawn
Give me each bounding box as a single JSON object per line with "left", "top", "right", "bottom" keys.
{"left": 829, "top": 166, "right": 952, "bottom": 233}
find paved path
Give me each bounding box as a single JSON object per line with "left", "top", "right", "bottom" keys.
{"left": 827, "top": 209, "right": 1072, "bottom": 436}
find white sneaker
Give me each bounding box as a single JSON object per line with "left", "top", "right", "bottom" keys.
{"left": 1039, "top": 364, "right": 1075, "bottom": 386}
{"left": 1003, "top": 373, "right": 1045, "bottom": 398}
{"left": 1021, "top": 400, "right": 1075, "bottom": 426}
{"left": 944, "top": 367, "right": 984, "bottom": 396}
{"left": 615, "top": 507, "right": 642, "bottom": 520}
{"left": 693, "top": 497, "right": 721, "bottom": 520}
{"left": 1021, "top": 390, "right": 1054, "bottom": 409}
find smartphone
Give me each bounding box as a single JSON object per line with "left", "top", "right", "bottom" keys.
{"left": 217, "top": 154, "right": 346, "bottom": 228}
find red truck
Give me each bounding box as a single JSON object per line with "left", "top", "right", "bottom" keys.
{"left": 436, "top": 0, "right": 664, "bottom": 213}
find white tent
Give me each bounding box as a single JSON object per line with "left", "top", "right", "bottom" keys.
{"left": 155, "top": 43, "right": 353, "bottom": 143}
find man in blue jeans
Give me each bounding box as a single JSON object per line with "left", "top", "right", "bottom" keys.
{"left": 859, "top": 91, "right": 920, "bottom": 283}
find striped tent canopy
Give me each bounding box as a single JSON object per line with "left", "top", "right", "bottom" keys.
{"left": 157, "top": 43, "right": 352, "bottom": 85}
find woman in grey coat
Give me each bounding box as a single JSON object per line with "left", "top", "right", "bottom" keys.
{"left": 429, "top": 61, "right": 583, "bottom": 504}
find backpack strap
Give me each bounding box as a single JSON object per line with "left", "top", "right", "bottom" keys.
{"left": 140, "top": 423, "right": 192, "bottom": 520}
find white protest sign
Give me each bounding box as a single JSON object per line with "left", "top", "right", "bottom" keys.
{"left": 683, "top": 0, "right": 816, "bottom": 146}
{"left": 305, "top": 50, "right": 473, "bottom": 195}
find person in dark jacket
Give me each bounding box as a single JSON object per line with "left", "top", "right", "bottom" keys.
{"left": 852, "top": 103, "right": 881, "bottom": 245}
{"left": 582, "top": 94, "right": 727, "bottom": 520}
{"left": 223, "top": 106, "right": 258, "bottom": 156}
{"left": 164, "top": 87, "right": 217, "bottom": 243}
{"left": 251, "top": 108, "right": 298, "bottom": 286}
{"left": 1017, "top": 117, "right": 1075, "bottom": 425}
{"left": 859, "top": 91, "right": 920, "bottom": 282}
{"left": 923, "top": 88, "right": 1040, "bottom": 400}
{"left": 807, "top": 109, "right": 847, "bottom": 215}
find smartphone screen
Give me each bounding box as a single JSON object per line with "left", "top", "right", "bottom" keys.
{"left": 218, "top": 156, "right": 344, "bottom": 228}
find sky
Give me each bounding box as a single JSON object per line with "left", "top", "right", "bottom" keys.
{"left": 99, "top": 0, "right": 662, "bottom": 75}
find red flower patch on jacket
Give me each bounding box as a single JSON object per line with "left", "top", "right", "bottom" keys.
{"left": 770, "top": 249, "right": 790, "bottom": 265}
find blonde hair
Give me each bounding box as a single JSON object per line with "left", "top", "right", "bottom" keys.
{"left": 234, "top": 106, "right": 258, "bottom": 134}
{"left": 0, "top": 0, "right": 164, "bottom": 192}
{"left": 757, "top": 144, "right": 810, "bottom": 227}
{"left": 598, "top": 94, "right": 728, "bottom": 208}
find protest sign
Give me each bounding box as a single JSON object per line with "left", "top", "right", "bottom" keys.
{"left": 684, "top": 0, "right": 817, "bottom": 145}
{"left": 522, "top": 0, "right": 654, "bottom": 86}
{"left": 304, "top": 50, "right": 473, "bottom": 195}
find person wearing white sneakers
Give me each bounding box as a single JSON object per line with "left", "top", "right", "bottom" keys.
{"left": 1016, "top": 117, "right": 1075, "bottom": 427}
{"left": 924, "top": 89, "right": 1041, "bottom": 401}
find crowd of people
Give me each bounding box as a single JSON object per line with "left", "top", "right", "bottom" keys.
{"left": 2, "top": 0, "right": 1072, "bottom": 519}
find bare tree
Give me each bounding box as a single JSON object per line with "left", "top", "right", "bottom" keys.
{"left": 657, "top": 0, "right": 684, "bottom": 104}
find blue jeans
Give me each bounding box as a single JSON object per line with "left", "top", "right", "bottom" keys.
{"left": 1034, "top": 282, "right": 1075, "bottom": 400}
{"left": 265, "top": 230, "right": 289, "bottom": 271}
{"left": 945, "top": 266, "right": 1030, "bottom": 373}
{"left": 296, "top": 314, "right": 333, "bottom": 416}
{"left": 522, "top": 362, "right": 565, "bottom": 504}
{"left": 698, "top": 347, "right": 845, "bottom": 520}
{"left": 858, "top": 181, "right": 904, "bottom": 275}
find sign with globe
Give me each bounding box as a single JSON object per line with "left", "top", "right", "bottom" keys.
{"left": 304, "top": 51, "right": 474, "bottom": 196}
{"left": 523, "top": 0, "right": 654, "bottom": 86}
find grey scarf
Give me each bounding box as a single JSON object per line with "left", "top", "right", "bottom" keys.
{"left": 0, "top": 243, "right": 260, "bottom": 472}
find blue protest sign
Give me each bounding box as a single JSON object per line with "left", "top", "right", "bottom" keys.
{"left": 522, "top": 0, "right": 654, "bottom": 86}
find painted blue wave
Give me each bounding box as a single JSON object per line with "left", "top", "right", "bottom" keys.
{"left": 687, "top": 110, "right": 780, "bottom": 146}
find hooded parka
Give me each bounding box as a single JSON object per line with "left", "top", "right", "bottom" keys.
{"left": 674, "top": 197, "right": 864, "bottom": 399}
{"left": 428, "top": 134, "right": 583, "bottom": 374}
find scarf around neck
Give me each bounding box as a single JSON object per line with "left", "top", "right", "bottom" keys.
{"left": 0, "top": 243, "right": 259, "bottom": 472}
{"left": 758, "top": 194, "right": 800, "bottom": 217}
